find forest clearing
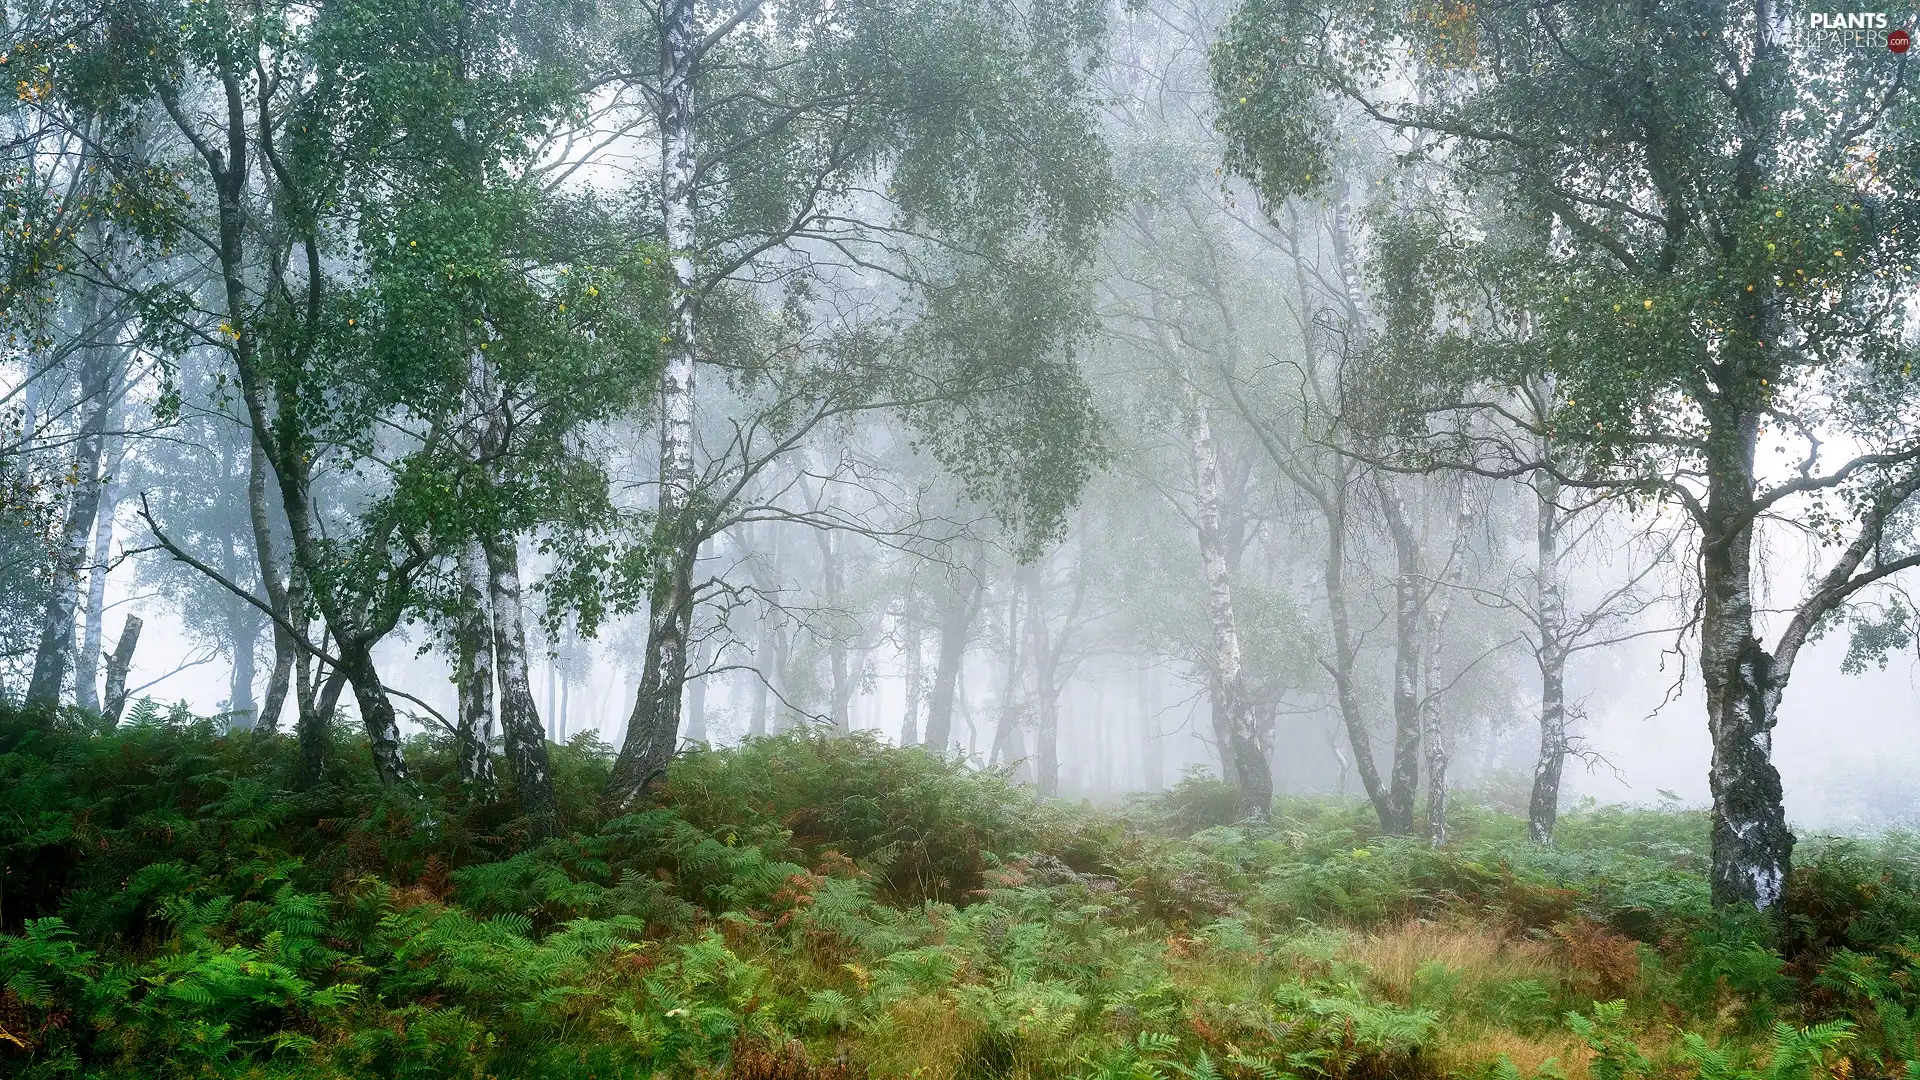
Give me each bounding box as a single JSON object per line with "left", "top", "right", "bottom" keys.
{"left": 5, "top": 0, "right": 1920, "bottom": 1076}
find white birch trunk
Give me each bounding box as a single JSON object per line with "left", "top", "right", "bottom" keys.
{"left": 1421, "top": 492, "right": 1471, "bottom": 847}
{"left": 27, "top": 338, "right": 116, "bottom": 708}
{"left": 75, "top": 479, "right": 118, "bottom": 712}
{"left": 1183, "top": 382, "right": 1270, "bottom": 819}
{"left": 609, "top": 0, "right": 702, "bottom": 803}
{"left": 455, "top": 539, "right": 499, "bottom": 790}
{"left": 1529, "top": 454, "right": 1570, "bottom": 845}
{"left": 1379, "top": 477, "right": 1424, "bottom": 836}
{"left": 487, "top": 537, "right": 555, "bottom": 834}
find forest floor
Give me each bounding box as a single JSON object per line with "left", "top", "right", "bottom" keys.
{"left": 3, "top": 707, "right": 1918, "bottom": 1080}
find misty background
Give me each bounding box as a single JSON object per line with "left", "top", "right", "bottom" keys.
{"left": 9, "top": 0, "right": 1919, "bottom": 844}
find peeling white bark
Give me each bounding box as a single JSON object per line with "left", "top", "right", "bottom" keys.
{"left": 487, "top": 537, "right": 555, "bottom": 833}
{"left": 1183, "top": 379, "right": 1270, "bottom": 819}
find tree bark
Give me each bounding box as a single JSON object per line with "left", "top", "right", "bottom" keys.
{"left": 1028, "top": 579, "right": 1060, "bottom": 796}
{"left": 1138, "top": 663, "right": 1161, "bottom": 791}
{"left": 248, "top": 440, "right": 295, "bottom": 735}
{"left": 608, "top": 0, "right": 701, "bottom": 806}
{"left": 900, "top": 611, "right": 922, "bottom": 747}
{"left": 75, "top": 478, "right": 118, "bottom": 713}
{"left": 923, "top": 570, "right": 982, "bottom": 753}
{"left": 989, "top": 581, "right": 1029, "bottom": 779}
{"left": 487, "top": 536, "right": 556, "bottom": 835}
{"left": 101, "top": 614, "right": 142, "bottom": 726}
{"left": 609, "top": 540, "right": 695, "bottom": 800}
{"left": 293, "top": 650, "right": 325, "bottom": 787}
{"left": 1697, "top": 396, "right": 1793, "bottom": 908}
{"left": 1378, "top": 477, "right": 1423, "bottom": 836}
{"left": 1422, "top": 495, "right": 1470, "bottom": 847}
{"left": 27, "top": 336, "right": 116, "bottom": 709}
{"left": 818, "top": 530, "right": 853, "bottom": 734}
{"left": 454, "top": 539, "right": 499, "bottom": 790}
{"left": 227, "top": 610, "right": 259, "bottom": 730}
{"left": 328, "top": 639, "right": 407, "bottom": 787}
{"left": 749, "top": 629, "right": 771, "bottom": 737}
{"left": 1319, "top": 464, "right": 1393, "bottom": 826}
{"left": 1184, "top": 387, "right": 1270, "bottom": 821}
{"left": 1528, "top": 467, "right": 1569, "bottom": 845}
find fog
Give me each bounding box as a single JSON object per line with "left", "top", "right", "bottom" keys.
{"left": 8, "top": 0, "right": 1919, "bottom": 876}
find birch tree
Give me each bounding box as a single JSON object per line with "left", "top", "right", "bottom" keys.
{"left": 1216, "top": 0, "right": 1920, "bottom": 905}
{"left": 602, "top": 0, "right": 1114, "bottom": 804}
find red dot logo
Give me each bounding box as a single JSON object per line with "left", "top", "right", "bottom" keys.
{"left": 1892, "top": 28, "right": 1913, "bottom": 53}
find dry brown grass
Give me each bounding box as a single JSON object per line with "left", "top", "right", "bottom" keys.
{"left": 1343, "top": 918, "right": 1567, "bottom": 1003}
{"left": 854, "top": 993, "right": 982, "bottom": 1080}
{"left": 1433, "top": 1027, "right": 1593, "bottom": 1080}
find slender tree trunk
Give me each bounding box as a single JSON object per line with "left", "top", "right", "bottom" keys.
{"left": 770, "top": 620, "right": 793, "bottom": 733}
{"left": 959, "top": 664, "right": 977, "bottom": 761}
{"left": 1208, "top": 672, "right": 1242, "bottom": 789}
{"left": 101, "top": 614, "right": 141, "bottom": 726}
{"left": 610, "top": 541, "right": 695, "bottom": 799}
{"left": 27, "top": 343, "right": 116, "bottom": 709}
{"left": 1529, "top": 468, "right": 1569, "bottom": 845}
{"left": 990, "top": 583, "right": 1028, "bottom": 778}
{"left": 1183, "top": 387, "right": 1270, "bottom": 820}
{"left": 1322, "top": 470, "right": 1392, "bottom": 825}
{"left": 1137, "top": 249, "right": 1267, "bottom": 818}
{"left": 294, "top": 653, "right": 324, "bottom": 786}
{"left": 1252, "top": 205, "right": 1393, "bottom": 827}
{"left": 1138, "top": 664, "right": 1161, "bottom": 791}
{"left": 249, "top": 440, "right": 294, "bottom": 735}
{"left": 685, "top": 639, "right": 709, "bottom": 745}
{"left": 750, "top": 630, "right": 771, "bottom": 737}
{"left": 1033, "top": 682, "right": 1059, "bottom": 795}
{"left": 608, "top": 0, "right": 701, "bottom": 805}
{"left": 1700, "top": 415, "right": 1792, "bottom": 908}
{"left": 1028, "top": 580, "right": 1060, "bottom": 797}
{"left": 900, "top": 613, "right": 922, "bottom": 747}
{"left": 228, "top": 611, "right": 259, "bottom": 730}
{"left": 1379, "top": 478, "right": 1422, "bottom": 836}
{"left": 75, "top": 479, "right": 118, "bottom": 713}
{"left": 487, "top": 537, "right": 556, "bottom": 835}
{"left": 924, "top": 572, "right": 981, "bottom": 753}
{"left": 1093, "top": 684, "right": 1109, "bottom": 793}
{"left": 742, "top": 524, "right": 777, "bottom": 738}
{"left": 817, "top": 530, "right": 853, "bottom": 733}
{"left": 330, "top": 639, "right": 408, "bottom": 787}
{"left": 294, "top": 666, "right": 347, "bottom": 789}
{"left": 1327, "top": 721, "right": 1352, "bottom": 795}
{"left": 454, "top": 540, "right": 499, "bottom": 790}
{"left": 1422, "top": 496, "right": 1470, "bottom": 848}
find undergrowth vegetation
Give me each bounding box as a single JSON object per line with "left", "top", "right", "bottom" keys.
{"left": 4, "top": 709, "right": 1920, "bottom": 1080}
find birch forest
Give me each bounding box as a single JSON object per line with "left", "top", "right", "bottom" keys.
{"left": 6, "top": 2, "right": 1920, "bottom": 1078}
